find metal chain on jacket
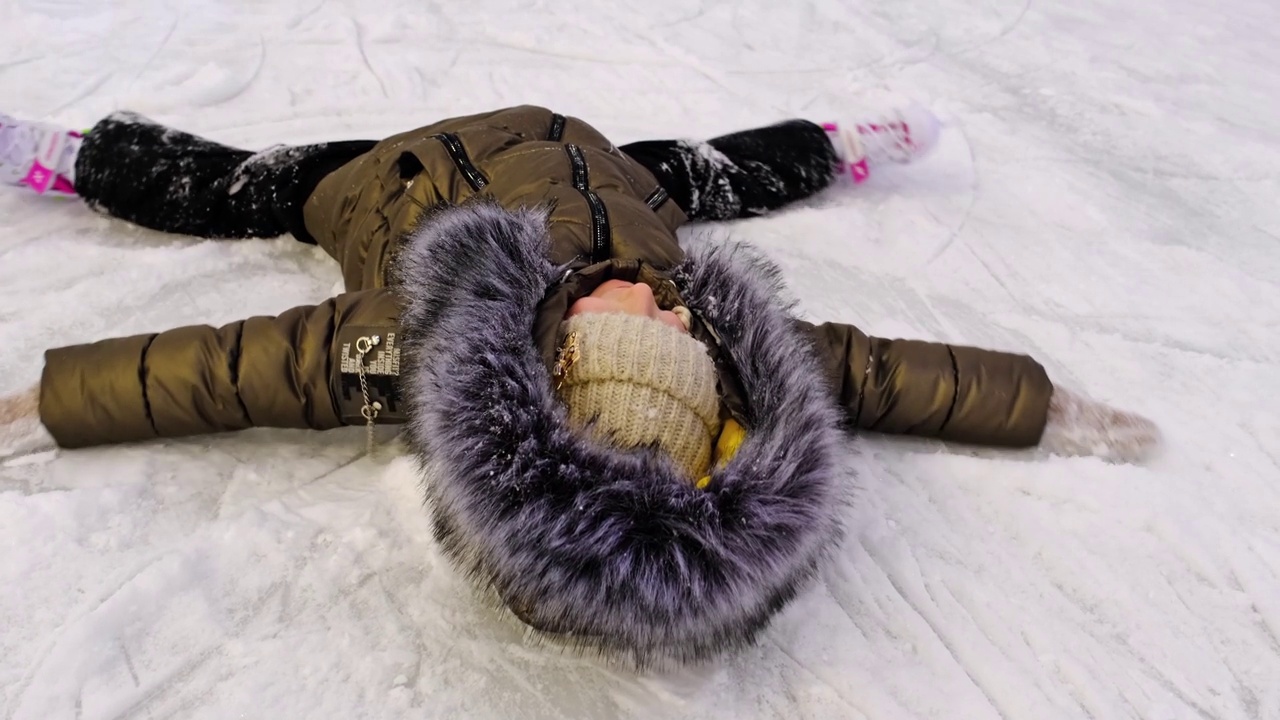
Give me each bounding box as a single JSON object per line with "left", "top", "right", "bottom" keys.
{"left": 354, "top": 335, "right": 383, "bottom": 453}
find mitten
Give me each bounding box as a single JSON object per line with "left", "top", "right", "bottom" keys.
{"left": 0, "top": 384, "right": 56, "bottom": 460}
{"left": 1039, "top": 386, "right": 1161, "bottom": 463}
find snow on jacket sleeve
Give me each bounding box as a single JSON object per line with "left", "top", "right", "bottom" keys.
{"left": 38, "top": 289, "right": 403, "bottom": 449}
{"left": 798, "top": 320, "right": 1053, "bottom": 447}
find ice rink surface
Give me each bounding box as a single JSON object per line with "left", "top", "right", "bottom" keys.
{"left": 2, "top": 0, "right": 1278, "bottom": 717}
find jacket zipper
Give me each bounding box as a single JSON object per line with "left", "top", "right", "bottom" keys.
{"left": 433, "top": 133, "right": 488, "bottom": 192}
{"left": 566, "top": 144, "right": 611, "bottom": 262}
{"left": 548, "top": 113, "right": 566, "bottom": 141}
{"left": 644, "top": 186, "right": 669, "bottom": 210}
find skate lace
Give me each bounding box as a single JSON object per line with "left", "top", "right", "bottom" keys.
{"left": 854, "top": 111, "right": 916, "bottom": 164}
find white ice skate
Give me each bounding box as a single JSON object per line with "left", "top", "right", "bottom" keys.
{"left": 0, "top": 114, "right": 82, "bottom": 196}
{"left": 823, "top": 102, "right": 942, "bottom": 183}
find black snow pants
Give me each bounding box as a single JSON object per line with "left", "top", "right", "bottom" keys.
{"left": 73, "top": 112, "right": 840, "bottom": 240}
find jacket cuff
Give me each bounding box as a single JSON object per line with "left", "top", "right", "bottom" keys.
{"left": 943, "top": 346, "right": 1053, "bottom": 447}
{"left": 40, "top": 335, "right": 159, "bottom": 448}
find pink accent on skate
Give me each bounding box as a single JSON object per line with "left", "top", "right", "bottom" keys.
{"left": 851, "top": 158, "right": 870, "bottom": 184}
{"left": 857, "top": 121, "right": 915, "bottom": 152}
{"left": 50, "top": 175, "right": 76, "bottom": 195}
{"left": 24, "top": 128, "right": 68, "bottom": 194}
{"left": 822, "top": 122, "right": 870, "bottom": 182}
{"left": 22, "top": 161, "right": 56, "bottom": 194}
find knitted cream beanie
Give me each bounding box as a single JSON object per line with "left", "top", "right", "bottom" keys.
{"left": 555, "top": 312, "right": 722, "bottom": 480}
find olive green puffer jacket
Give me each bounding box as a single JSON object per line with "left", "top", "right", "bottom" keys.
{"left": 39, "top": 105, "right": 1051, "bottom": 449}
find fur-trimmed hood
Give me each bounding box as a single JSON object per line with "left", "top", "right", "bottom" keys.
{"left": 393, "top": 201, "right": 848, "bottom": 666}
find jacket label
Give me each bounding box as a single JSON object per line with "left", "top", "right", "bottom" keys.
{"left": 340, "top": 332, "right": 401, "bottom": 376}
{"left": 337, "top": 328, "right": 407, "bottom": 423}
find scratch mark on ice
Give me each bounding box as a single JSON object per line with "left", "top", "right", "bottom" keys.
{"left": 880, "top": 564, "right": 1013, "bottom": 720}
{"left": 120, "top": 641, "right": 141, "bottom": 688}
{"left": 286, "top": 0, "right": 328, "bottom": 30}
{"left": 353, "top": 19, "right": 389, "bottom": 98}
{"left": 947, "top": 0, "right": 1035, "bottom": 58}
{"left": 766, "top": 637, "right": 870, "bottom": 719}
{"left": 46, "top": 72, "right": 114, "bottom": 117}
{"left": 131, "top": 14, "right": 180, "bottom": 89}
{"left": 927, "top": 121, "right": 980, "bottom": 268}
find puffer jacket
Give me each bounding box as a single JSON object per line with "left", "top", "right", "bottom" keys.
{"left": 38, "top": 105, "right": 1052, "bottom": 450}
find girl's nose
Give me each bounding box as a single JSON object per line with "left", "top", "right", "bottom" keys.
{"left": 621, "top": 282, "right": 658, "bottom": 315}
{"left": 628, "top": 282, "right": 655, "bottom": 302}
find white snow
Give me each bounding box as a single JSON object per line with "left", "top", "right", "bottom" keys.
{"left": 3, "top": 0, "right": 1279, "bottom": 717}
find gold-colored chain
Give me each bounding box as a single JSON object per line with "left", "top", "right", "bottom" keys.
{"left": 355, "top": 335, "right": 383, "bottom": 453}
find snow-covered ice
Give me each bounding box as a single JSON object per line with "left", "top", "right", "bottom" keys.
{"left": 2, "top": 0, "right": 1279, "bottom": 717}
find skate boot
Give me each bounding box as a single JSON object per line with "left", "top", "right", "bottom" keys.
{"left": 823, "top": 101, "right": 941, "bottom": 183}
{"left": 0, "top": 114, "right": 83, "bottom": 196}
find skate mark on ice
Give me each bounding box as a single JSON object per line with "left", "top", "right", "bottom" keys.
{"left": 944, "top": 0, "right": 1035, "bottom": 59}
{"left": 625, "top": 27, "right": 786, "bottom": 117}
{"left": 111, "top": 581, "right": 294, "bottom": 718}
{"left": 286, "top": 0, "right": 329, "bottom": 30}
{"left": 486, "top": 652, "right": 565, "bottom": 717}
{"left": 46, "top": 72, "right": 113, "bottom": 117}
{"left": 310, "top": 449, "right": 375, "bottom": 483}
{"left": 1236, "top": 682, "right": 1263, "bottom": 720}
{"left": 119, "top": 641, "right": 140, "bottom": 688}
{"left": 367, "top": 573, "right": 429, "bottom": 707}
{"left": 0, "top": 55, "right": 42, "bottom": 71}
{"left": 1136, "top": 661, "right": 1218, "bottom": 720}
{"left": 765, "top": 637, "right": 869, "bottom": 719}
{"left": 966, "top": 245, "right": 1020, "bottom": 303}
{"left": 823, "top": 579, "right": 867, "bottom": 631}
{"left": 722, "top": 29, "right": 938, "bottom": 77}
{"left": 878, "top": 560, "right": 1012, "bottom": 720}
{"left": 130, "top": 14, "right": 180, "bottom": 90}
{"left": 181, "top": 37, "right": 266, "bottom": 107}
{"left": 230, "top": 36, "right": 267, "bottom": 106}
{"left": 1007, "top": 153, "right": 1280, "bottom": 184}
{"left": 462, "top": 35, "right": 655, "bottom": 65}
{"left": 653, "top": 2, "right": 709, "bottom": 29}
{"left": 1227, "top": 552, "right": 1280, "bottom": 658}
{"left": 9, "top": 549, "right": 206, "bottom": 720}
{"left": 353, "top": 19, "right": 389, "bottom": 98}
{"left": 98, "top": 646, "right": 222, "bottom": 720}
{"left": 926, "top": 120, "right": 980, "bottom": 268}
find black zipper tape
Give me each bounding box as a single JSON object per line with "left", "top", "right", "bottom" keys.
{"left": 433, "top": 133, "right": 488, "bottom": 192}
{"left": 549, "top": 113, "right": 566, "bottom": 141}
{"left": 644, "top": 186, "right": 669, "bottom": 210}
{"left": 566, "top": 144, "right": 611, "bottom": 262}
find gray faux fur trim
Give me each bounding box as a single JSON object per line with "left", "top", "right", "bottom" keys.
{"left": 393, "top": 200, "right": 847, "bottom": 666}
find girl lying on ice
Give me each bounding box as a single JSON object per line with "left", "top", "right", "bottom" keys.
{"left": 0, "top": 105, "right": 1158, "bottom": 664}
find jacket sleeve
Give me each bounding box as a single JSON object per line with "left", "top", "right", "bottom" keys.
{"left": 797, "top": 320, "right": 1053, "bottom": 447}
{"left": 39, "top": 289, "right": 405, "bottom": 449}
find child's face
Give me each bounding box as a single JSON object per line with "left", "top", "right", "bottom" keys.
{"left": 566, "top": 280, "right": 689, "bottom": 334}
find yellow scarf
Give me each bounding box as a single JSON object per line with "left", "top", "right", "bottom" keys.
{"left": 695, "top": 419, "right": 747, "bottom": 490}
